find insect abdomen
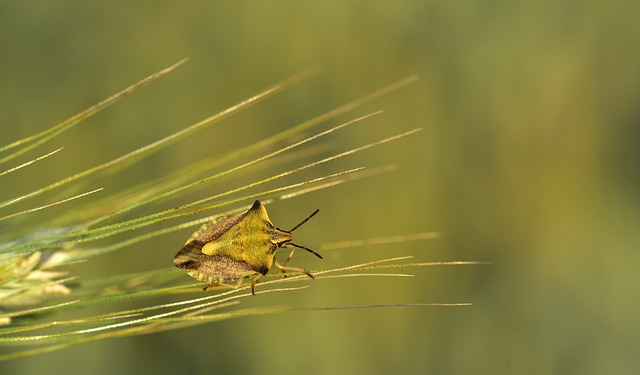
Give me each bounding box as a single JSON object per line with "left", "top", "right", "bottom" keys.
{"left": 175, "top": 243, "right": 257, "bottom": 287}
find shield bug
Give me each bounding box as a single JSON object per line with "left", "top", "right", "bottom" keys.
{"left": 173, "top": 200, "right": 322, "bottom": 295}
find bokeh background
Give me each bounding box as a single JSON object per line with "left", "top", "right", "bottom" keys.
{"left": 2, "top": 1, "right": 639, "bottom": 374}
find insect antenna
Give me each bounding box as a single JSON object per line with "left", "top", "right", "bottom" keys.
{"left": 289, "top": 242, "right": 323, "bottom": 259}
{"left": 277, "top": 208, "right": 322, "bottom": 259}
{"left": 285, "top": 208, "right": 320, "bottom": 232}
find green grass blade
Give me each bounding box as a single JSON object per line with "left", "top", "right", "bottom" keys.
{"left": 0, "top": 59, "right": 187, "bottom": 163}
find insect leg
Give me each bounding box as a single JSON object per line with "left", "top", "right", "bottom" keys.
{"left": 274, "top": 259, "right": 314, "bottom": 280}
{"left": 281, "top": 246, "right": 297, "bottom": 277}
{"left": 250, "top": 273, "right": 264, "bottom": 295}
{"left": 283, "top": 247, "right": 296, "bottom": 267}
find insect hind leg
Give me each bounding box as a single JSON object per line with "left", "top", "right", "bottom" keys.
{"left": 274, "top": 259, "right": 315, "bottom": 280}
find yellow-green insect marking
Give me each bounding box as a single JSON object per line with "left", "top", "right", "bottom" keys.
{"left": 173, "top": 200, "right": 321, "bottom": 295}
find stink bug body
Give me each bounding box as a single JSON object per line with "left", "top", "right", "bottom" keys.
{"left": 173, "top": 200, "right": 321, "bottom": 294}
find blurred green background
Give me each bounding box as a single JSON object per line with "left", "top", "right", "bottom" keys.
{"left": 1, "top": 1, "right": 639, "bottom": 374}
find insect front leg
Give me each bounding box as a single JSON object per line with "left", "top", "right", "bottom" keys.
{"left": 282, "top": 246, "right": 297, "bottom": 267}
{"left": 279, "top": 246, "right": 298, "bottom": 277}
